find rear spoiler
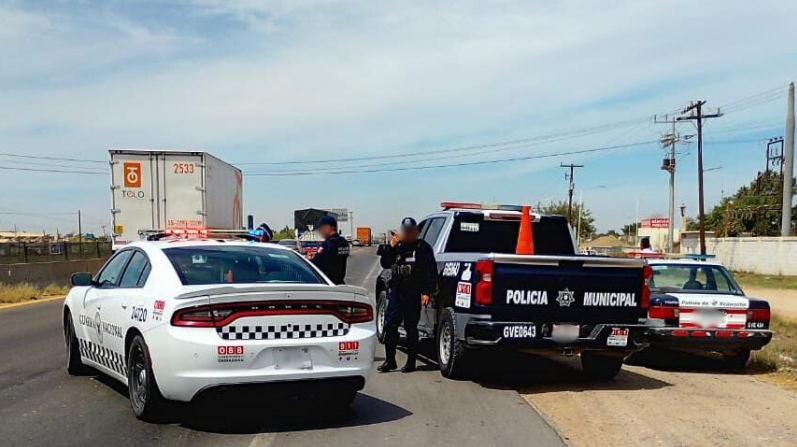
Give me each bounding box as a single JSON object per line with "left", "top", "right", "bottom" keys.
{"left": 489, "top": 253, "right": 644, "bottom": 268}
{"left": 174, "top": 283, "right": 369, "bottom": 300}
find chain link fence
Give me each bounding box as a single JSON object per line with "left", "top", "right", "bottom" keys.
{"left": 0, "top": 241, "right": 113, "bottom": 265}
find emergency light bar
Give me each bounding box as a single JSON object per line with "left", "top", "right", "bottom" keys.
{"left": 140, "top": 228, "right": 257, "bottom": 241}
{"left": 440, "top": 201, "right": 524, "bottom": 212}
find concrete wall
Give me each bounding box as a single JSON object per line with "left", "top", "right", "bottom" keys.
{"left": 1, "top": 258, "right": 109, "bottom": 287}
{"left": 681, "top": 236, "right": 797, "bottom": 275}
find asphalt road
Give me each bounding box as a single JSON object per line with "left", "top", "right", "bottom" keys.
{"left": 0, "top": 248, "right": 565, "bottom": 447}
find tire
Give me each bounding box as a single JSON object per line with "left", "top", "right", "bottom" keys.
{"left": 128, "top": 335, "right": 168, "bottom": 422}
{"left": 581, "top": 352, "right": 624, "bottom": 380}
{"left": 376, "top": 290, "right": 388, "bottom": 344}
{"left": 437, "top": 308, "right": 468, "bottom": 379}
{"left": 64, "top": 312, "right": 92, "bottom": 376}
{"left": 723, "top": 349, "right": 751, "bottom": 370}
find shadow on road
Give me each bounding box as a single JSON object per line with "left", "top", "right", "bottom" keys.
{"left": 627, "top": 347, "right": 746, "bottom": 374}
{"left": 92, "top": 373, "right": 411, "bottom": 434}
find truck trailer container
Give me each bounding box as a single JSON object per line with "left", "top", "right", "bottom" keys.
{"left": 356, "top": 227, "right": 372, "bottom": 246}
{"left": 109, "top": 149, "right": 242, "bottom": 249}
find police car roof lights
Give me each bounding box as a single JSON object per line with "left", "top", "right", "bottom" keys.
{"left": 440, "top": 201, "right": 524, "bottom": 212}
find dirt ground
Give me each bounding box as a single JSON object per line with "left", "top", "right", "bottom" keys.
{"left": 520, "top": 352, "right": 797, "bottom": 447}
{"left": 742, "top": 285, "right": 797, "bottom": 319}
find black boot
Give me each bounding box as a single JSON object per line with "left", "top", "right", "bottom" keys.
{"left": 401, "top": 357, "right": 417, "bottom": 373}
{"left": 378, "top": 360, "right": 397, "bottom": 372}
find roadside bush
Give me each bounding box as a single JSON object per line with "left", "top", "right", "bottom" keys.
{"left": 0, "top": 283, "right": 69, "bottom": 304}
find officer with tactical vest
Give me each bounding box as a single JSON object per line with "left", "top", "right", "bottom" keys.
{"left": 378, "top": 217, "right": 437, "bottom": 373}
{"left": 309, "top": 215, "right": 350, "bottom": 284}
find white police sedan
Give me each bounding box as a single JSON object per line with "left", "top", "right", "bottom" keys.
{"left": 62, "top": 239, "right": 375, "bottom": 421}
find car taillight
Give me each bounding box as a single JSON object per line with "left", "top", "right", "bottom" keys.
{"left": 171, "top": 300, "right": 373, "bottom": 327}
{"left": 648, "top": 306, "right": 679, "bottom": 319}
{"left": 640, "top": 265, "right": 653, "bottom": 309}
{"left": 747, "top": 307, "right": 770, "bottom": 323}
{"left": 475, "top": 260, "right": 494, "bottom": 306}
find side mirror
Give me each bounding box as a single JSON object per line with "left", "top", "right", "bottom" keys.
{"left": 71, "top": 272, "right": 94, "bottom": 287}
{"left": 376, "top": 244, "right": 388, "bottom": 256}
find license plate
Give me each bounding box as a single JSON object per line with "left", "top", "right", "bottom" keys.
{"left": 502, "top": 324, "right": 536, "bottom": 339}
{"left": 551, "top": 324, "right": 579, "bottom": 343}
{"left": 274, "top": 347, "right": 312, "bottom": 370}
{"left": 607, "top": 327, "right": 629, "bottom": 347}
{"left": 696, "top": 309, "right": 726, "bottom": 328}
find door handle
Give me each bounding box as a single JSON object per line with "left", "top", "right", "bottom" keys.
{"left": 121, "top": 303, "right": 128, "bottom": 310}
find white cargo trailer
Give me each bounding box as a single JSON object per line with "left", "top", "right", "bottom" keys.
{"left": 109, "top": 150, "right": 243, "bottom": 249}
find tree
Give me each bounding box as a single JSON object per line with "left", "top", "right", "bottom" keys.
{"left": 272, "top": 226, "right": 295, "bottom": 241}
{"left": 702, "top": 171, "right": 796, "bottom": 237}
{"left": 540, "top": 200, "right": 596, "bottom": 241}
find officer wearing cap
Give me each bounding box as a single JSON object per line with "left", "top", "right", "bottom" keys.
{"left": 310, "top": 215, "right": 350, "bottom": 284}
{"left": 254, "top": 222, "right": 274, "bottom": 243}
{"left": 378, "top": 217, "right": 437, "bottom": 373}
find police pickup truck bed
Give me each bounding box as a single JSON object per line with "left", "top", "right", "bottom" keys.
{"left": 375, "top": 202, "right": 651, "bottom": 380}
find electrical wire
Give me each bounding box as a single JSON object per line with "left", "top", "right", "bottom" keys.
{"left": 0, "top": 165, "right": 108, "bottom": 175}
{"left": 0, "top": 152, "right": 106, "bottom": 164}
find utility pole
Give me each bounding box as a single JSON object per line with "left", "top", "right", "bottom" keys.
{"left": 783, "top": 82, "right": 795, "bottom": 236}
{"left": 77, "top": 210, "right": 83, "bottom": 259}
{"left": 654, "top": 115, "right": 682, "bottom": 253}
{"left": 560, "top": 163, "right": 584, "bottom": 222}
{"left": 349, "top": 211, "right": 354, "bottom": 238}
{"left": 677, "top": 101, "right": 723, "bottom": 256}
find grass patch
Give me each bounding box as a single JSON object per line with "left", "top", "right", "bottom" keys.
{"left": 749, "top": 315, "right": 797, "bottom": 387}
{"left": 0, "top": 283, "right": 69, "bottom": 304}
{"left": 734, "top": 271, "right": 797, "bottom": 290}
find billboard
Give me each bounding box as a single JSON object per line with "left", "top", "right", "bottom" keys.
{"left": 641, "top": 218, "right": 669, "bottom": 229}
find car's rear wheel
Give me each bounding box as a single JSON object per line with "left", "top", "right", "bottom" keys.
{"left": 64, "top": 312, "right": 92, "bottom": 375}
{"left": 438, "top": 308, "right": 468, "bottom": 379}
{"left": 723, "top": 349, "right": 751, "bottom": 370}
{"left": 128, "top": 335, "right": 168, "bottom": 422}
{"left": 581, "top": 351, "right": 624, "bottom": 380}
{"left": 376, "top": 290, "right": 388, "bottom": 343}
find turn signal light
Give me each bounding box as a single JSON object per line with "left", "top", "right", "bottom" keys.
{"left": 747, "top": 308, "right": 770, "bottom": 323}
{"left": 648, "top": 306, "right": 679, "bottom": 320}
{"left": 640, "top": 265, "right": 653, "bottom": 309}
{"left": 474, "top": 260, "right": 494, "bottom": 306}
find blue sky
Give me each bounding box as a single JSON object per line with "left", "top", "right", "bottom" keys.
{"left": 0, "top": 0, "right": 795, "bottom": 236}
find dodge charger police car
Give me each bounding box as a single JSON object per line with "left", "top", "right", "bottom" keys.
{"left": 63, "top": 238, "right": 375, "bottom": 421}
{"left": 644, "top": 259, "right": 772, "bottom": 368}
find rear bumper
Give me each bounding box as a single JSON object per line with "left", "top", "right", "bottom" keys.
{"left": 463, "top": 320, "right": 647, "bottom": 352}
{"left": 192, "top": 376, "right": 365, "bottom": 405}
{"left": 644, "top": 327, "right": 773, "bottom": 352}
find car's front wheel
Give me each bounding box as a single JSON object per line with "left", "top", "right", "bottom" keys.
{"left": 64, "top": 311, "right": 92, "bottom": 376}
{"left": 581, "top": 351, "right": 624, "bottom": 380}
{"left": 376, "top": 290, "right": 388, "bottom": 343}
{"left": 128, "top": 335, "right": 168, "bottom": 422}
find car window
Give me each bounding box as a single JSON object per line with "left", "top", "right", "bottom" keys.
{"left": 163, "top": 245, "right": 324, "bottom": 285}
{"left": 444, "top": 214, "right": 575, "bottom": 255}
{"left": 119, "top": 252, "right": 150, "bottom": 288}
{"left": 422, "top": 217, "right": 446, "bottom": 248}
{"left": 137, "top": 262, "right": 151, "bottom": 287}
{"left": 96, "top": 250, "right": 134, "bottom": 288}
{"left": 650, "top": 265, "right": 742, "bottom": 294}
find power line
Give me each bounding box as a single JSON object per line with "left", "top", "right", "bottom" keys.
{"left": 0, "top": 152, "right": 106, "bottom": 164}
{"left": 0, "top": 165, "right": 108, "bottom": 175}
{"left": 0, "top": 159, "right": 107, "bottom": 172}
{"left": 244, "top": 140, "right": 657, "bottom": 176}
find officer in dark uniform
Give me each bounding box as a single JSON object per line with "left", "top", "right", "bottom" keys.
{"left": 378, "top": 217, "right": 437, "bottom": 373}
{"left": 254, "top": 222, "right": 274, "bottom": 243}
{"left": 310, "top": 215, "right": 350, "bottom": 284}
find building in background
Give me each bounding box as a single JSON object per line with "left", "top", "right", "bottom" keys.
{"left": 638, "top": 217, "right": 680, "bottom": 251}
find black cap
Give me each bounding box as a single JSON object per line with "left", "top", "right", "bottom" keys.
{"left": 400, "top": 217, "right": 418, "bottom": 230}
{"left": 317, "top": 215, "right": 338, "bottom": 228}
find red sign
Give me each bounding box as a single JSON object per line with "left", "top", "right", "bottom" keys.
{"left": 641, "top": 218, "right": 669, "bottom": 228}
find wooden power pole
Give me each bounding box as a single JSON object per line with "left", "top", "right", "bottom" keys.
{"left": 560, "top": 163, "right": 584, "bottom": 222}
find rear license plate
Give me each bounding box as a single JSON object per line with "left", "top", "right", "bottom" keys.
{"left": 607, "top": 327, "right": 629, "bottom": 347}
{"left": 502, "top": 324, "right": 536, "bottom": 339}
{"left": 551, "top": 324, "right": 579, "bottom": 343}
{"left": 274, "top": 347, "right": 312, "bottom": 370}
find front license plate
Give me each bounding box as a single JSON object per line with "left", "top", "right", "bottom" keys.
{"left": 274, "top": 347, "right": 312, "bottom": 370}
{"left": 551, "top": 324, "right": 579, "bottom": 343}
{"left": 502, "top": 324, "right": 536, "bottom": 339}
{"left": 607, "top": 327, "right": 629, "bottom": 347}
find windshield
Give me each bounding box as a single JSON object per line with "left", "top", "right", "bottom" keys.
{"left": 650, "top": 264, "right": 743, "bottom": 295}
{"left": 163, "top": 246, "right": 324, "bottom": 285}
{"left": 445, "top": 214, "right": 575, "bottom": 255}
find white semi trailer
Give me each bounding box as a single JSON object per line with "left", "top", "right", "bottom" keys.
{"left": 109, "top": 149, "right": 243, "bottom": 250}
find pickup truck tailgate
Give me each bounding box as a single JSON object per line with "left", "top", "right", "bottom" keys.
{"left": 488, "top": 255, "right": 646, "bottom": 324}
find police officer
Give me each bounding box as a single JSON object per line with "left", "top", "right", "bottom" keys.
{"left": 378, "top": 217, "right": 437, "bottom": 373}
{"left": 254, "top": 222, "right": 274, "bottom": 243}
{"left": 310, "top": 215, "right": 350, "bottom": 284}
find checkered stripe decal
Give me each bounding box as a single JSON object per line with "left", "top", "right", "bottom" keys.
{"left": 216, "top": 322, "right": 350, "bottom": 340}
{"left": 78, "top": 338, "right": 127, "bottom": 377}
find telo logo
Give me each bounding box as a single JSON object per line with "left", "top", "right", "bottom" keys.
{"left": 123, "top": 162, "right": 142, "bottom": 188}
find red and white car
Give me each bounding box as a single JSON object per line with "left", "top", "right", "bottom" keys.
{"left": 644, "top": 259, "right": 772, "bottom": 368}
{"left": 62, "top": 239, "right": 375, "bottom": 421}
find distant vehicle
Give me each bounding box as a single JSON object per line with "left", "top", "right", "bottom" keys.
{"left": 356, "top": 227, "right": 372, "bottom": 246}
{"left": 580, "top": 249, "right": 598, "bottom": 256}
{"left": 277, "top": 238, "right": 301, "bottom": 252}
{"left": 643, "top": 259, "right": 772, "bottom": 368}
{"left": 63, "top": 239, "right": 375, "bottom": 421}
{"left": 375, "top": 202, "right": 651, "bottom": 380}
{"left": 351, "top": 239, "right": 363, "bottom": 247}
{"left": 109, "top": 150, "right": 242, "bottom": 251}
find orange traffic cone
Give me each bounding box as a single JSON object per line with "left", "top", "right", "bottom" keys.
{"left": 516, "top": 205, "right": 535, "bottom": 255}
